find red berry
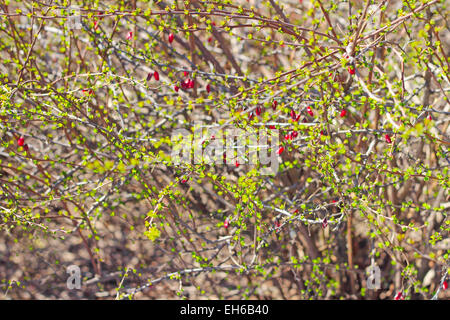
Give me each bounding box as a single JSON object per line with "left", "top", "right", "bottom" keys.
{"left": 291, "top": 131, "right": 298, "bottom": 138}
{"left": 443, "top": 281, "right": 448, "bottom": 290}
{"left": 168, "top": 33, "right": 174, "bottom": 44}
{"left": 174, "top": 85, "right": 179, "bottom": 92}
{"left": 208, "top": 36, "right": 213, "bottom": 43}
{"left": 274, "top": 220, "right": 281, "bottom": 233}
{"left": 385, "top": 134, "right": 392, "bottom": 144}
{"left": 23, "top": 144, "right": 29, "bottom": 152}
{"left": 182, "top": 78, "right": 189, "bottom": 89}
{"left": 224, "top": 218, "right": 229, "bottom": 229}
{"left": 184, "top": 71, "right": 189, "bottom": 77}
{"left": 255, "top": 106, "right": 262, "bottom": 116}
{"left": 126, "top": 31, "right": 133, "bottom": 40}
{"left": 269, "top": 125, "right": 276, "bottom": 129}
{"left": 188, "top": 79, "right": 195, "bottom": 89}
{"left": 348, "top": 66, "right": 355, "bottom": 75}
{"left": 427, "top": 114, "right": 432, "bottom": 121}
{"left": 272, "top": 100, "right": 278, "bottom": 110}
{"left": 295, "top": 114, "right": 301, "bottom": 122}
{"left": 181, "top": 178, "right": 188, "bottom": 184}
{"left": 17, "top": 136, "right": 25, "bottom": 146}
{"left": 153, "top": 71, "right": 160, "bottom": 81}
{"left": 94, "top": 20, "right": 99, "bottom": 30}
{"left": 235, "top": 160, "right": 240, "bottom": 168}
{"left": 322, "top": 218, "right": 328, "bottom": 229}
{"left": 248, "top": 112, "right": 254, "bottom": 120}
{"left": 394, "top": 291, "right": 404, "bottom": 300}
{"left": 277, "top": 146, "right": 284, "bottom": 155}
{"left": 146, "top": 72, "right": 153, "bottom": 81}
{"left": 290, "top": 109, "right": 296, "bottom": 120}
{"left": 340, "top": 109, "right": 347, "bottom": 117}
{"left": 206, "top": 83, "right": 211, "bottom": 93}
{"left": 284, "top": 134, "right": 291, "bottom": 140}
{"left": 306, "top": 106, "right": 314, "bottom": 117}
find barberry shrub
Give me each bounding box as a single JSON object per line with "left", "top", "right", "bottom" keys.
{"left": 0, "top": 0, "right": 448, "bottom": 300}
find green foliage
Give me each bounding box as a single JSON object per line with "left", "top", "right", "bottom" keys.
{"left": 0, "top": 0, "right": 448, "bottom": 300}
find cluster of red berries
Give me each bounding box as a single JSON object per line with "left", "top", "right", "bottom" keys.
{"left": 248, "top": 102, "right": 319, "bottom": 158}
{"left": 181, "top": 78, "right": 195, "bottom": 90}
{"left": 274, "top": 220, "right": 281, "bottom": 232}
{"left": 147, "top": 71, "right": 159, "bottom": 81}
{"left": 17, "top": 136, "right": 29, "bottom": 151}
{"left": 82, "top": 88, "right": 94, "bottom": 95}
{"left": 172, "top": 71, "right": 212, "bottom": 94}
{"left": 248, "top": 99, "right": 280, "bottom": 120}
{"left": 290, "top": 109, "right": 301, "bottom": 122}
{"left": 284, "top": 131, "right": 298, "bottom": 140}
